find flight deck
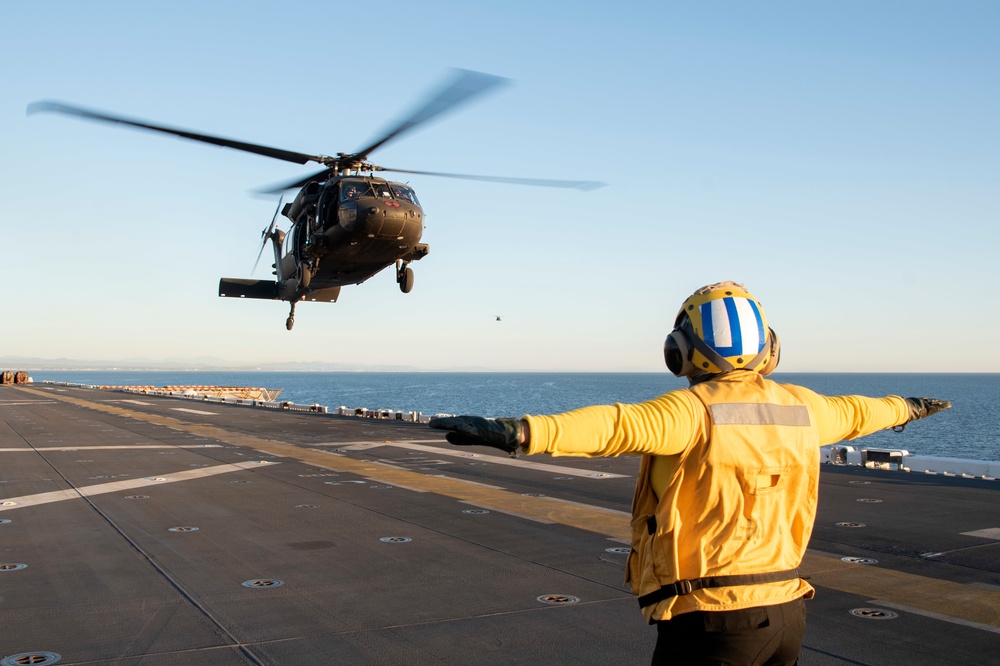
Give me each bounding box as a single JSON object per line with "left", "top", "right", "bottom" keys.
{"left": 2, "top": 384, "right": 999, "bottom": 665}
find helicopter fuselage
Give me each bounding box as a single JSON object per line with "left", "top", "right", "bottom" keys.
{"left": 219, "top": 175, "right": 429, "bottom": 324}
{"left": 281, "top": 176, "right": 426, "bottom": 293}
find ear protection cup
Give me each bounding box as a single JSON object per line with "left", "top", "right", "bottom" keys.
{"left": 759, "top": 328, "right": 781, "bottom": 376}
{"left": 664, "top": 329, "right": 694, "bottom": 377}
{"left": 666, "top": 326, "right": 780, "bottom": 377}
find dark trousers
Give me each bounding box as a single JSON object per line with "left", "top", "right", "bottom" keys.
{"left": 651, "top": 597, "right": 806, "bottom": 665}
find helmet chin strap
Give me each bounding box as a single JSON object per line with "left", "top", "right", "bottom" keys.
{"left": 681, "top": 319, "right": 771, "bottom": 374}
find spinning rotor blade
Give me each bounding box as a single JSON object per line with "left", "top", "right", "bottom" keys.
{"left": 253, "top": 196, "right": 284, "bottom": 274}
{"left": 349, "top": 69, "right": 509, "bottom": 161}
{"left": 30, "top": 71, "right": 604, "bottom": 198}
{"left": 27, "top": 101, "right": 325, "bottom": 166}
{"left": 256, "top": 168, "right": 334, "bottom": 194}
{"left": 379, "top": 167, "right": 606, "bottom": 191}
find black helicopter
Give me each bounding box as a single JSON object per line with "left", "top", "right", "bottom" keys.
{"left": 28, "top": 70, "right": 603, "bottom": 329}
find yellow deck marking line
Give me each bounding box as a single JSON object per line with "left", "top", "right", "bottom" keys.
{"left": 0, "top": 461, "right": 278, "bottom": 511}
{"left": 310, "top": 450, "right": 634, "bottom": 533}
{"left": 331, "top": 440, "right": 628, "bottom": 478}
{"left": 799, "top": 551, "right": 1000, "bottom": 628}
{"left": 868, "top": 599, "right": 1000, "bottom": 635}
{"left": 11, "top": 385, "right": 1000, "bottom": 629}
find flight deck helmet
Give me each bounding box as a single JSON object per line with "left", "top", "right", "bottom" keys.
{"left": 664, "top": 282, "right": 781, "bottom": 377}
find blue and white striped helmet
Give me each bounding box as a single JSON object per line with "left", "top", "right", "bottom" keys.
{"left": 666, "top": 282, "right": 779, "bottom": 376}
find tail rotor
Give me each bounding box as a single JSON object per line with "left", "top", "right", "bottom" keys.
{"left": 253, "top": 196, "right": 283, "bottom": 274}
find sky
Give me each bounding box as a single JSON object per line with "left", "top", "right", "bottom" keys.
{"left": 2, "top": 1, "right": 998, "bottom": 372}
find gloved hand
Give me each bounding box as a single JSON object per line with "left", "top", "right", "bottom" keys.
{"left": 905, "top": 397, "right": 952, "bottom": 421}
{"left": 428, "top": 415, "right": 524, "bottom": 456}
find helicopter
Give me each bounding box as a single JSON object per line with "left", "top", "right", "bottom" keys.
{"left": 28, "top": 69, "right": 603, "bottom": 330}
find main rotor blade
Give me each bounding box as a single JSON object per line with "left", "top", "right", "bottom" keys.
{"left": 255, "top": 168, "right": 334, "bottom": 194}
{"left": 350, "top": 69, "right": 509, "bottom": 160}
{"left": 379, "top": 167, "right": 606, "bottom": 191}
{"left": 27, "top": 101, "right": 326, "bottom": 166}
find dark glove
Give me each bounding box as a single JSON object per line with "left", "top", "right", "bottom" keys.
{"left": 905, "top": 397, "right": 952, "bottom": 421}
{"left": 428, "top": 415, "right": 524, "bottom": 456}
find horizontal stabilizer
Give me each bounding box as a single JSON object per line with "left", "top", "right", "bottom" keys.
{"left": 219, "top": 278, "right": 278, "bottom": 300}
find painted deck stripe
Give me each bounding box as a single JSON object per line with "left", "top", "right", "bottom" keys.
{"left": 800, "top": 550, "right": 1000, "bottom": 629}
{"left": 870, "top": 599, "right": 1000, "bottom": 635}
{"left": 962, "top": 527, "right": 1000, "bottom": 540}
{"left": 0, "top": 461, "right": 278, "bottom": 511}
{"left": 0, "top": 445, "right": 224, "bottom": 452}
{"left": 332, "top": 440, "right": 629, "bottom": 478}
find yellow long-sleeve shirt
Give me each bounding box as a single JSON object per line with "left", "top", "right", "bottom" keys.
{"left": 523, "top": 372, "right": 910, "bottom": 621}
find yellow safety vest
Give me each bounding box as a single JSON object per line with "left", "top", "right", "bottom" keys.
{"left": 627, "top": 375, "right": 819, "bottom": 621}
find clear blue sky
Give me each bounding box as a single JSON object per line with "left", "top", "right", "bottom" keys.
{"left": 3, "top": 1, "right": 997, "bottom": 371}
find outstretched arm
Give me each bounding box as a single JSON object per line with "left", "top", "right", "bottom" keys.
{"left": 786, "top": 386, "right": 952, "bottom": 444}
{"left": 428, "top": 416, "right": 529, "bottom": 456}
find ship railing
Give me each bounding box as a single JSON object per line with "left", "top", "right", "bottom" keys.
{"left": 824, "top": 445, "right": 998, "bottom": 480}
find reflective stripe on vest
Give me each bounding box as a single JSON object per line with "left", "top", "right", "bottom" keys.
{"left": 710, "top": 403, "right": 810, "bottom": 427}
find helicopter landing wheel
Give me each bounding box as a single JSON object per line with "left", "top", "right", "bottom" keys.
{"left": 300, "top": 266, "right": 312, "bottom": 290}
{"left": 398, "top": 265, "right": 414, "bottom": 294}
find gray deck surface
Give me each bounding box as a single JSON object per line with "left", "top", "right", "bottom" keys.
{"left": 2, "top": 384, "right": 998, "bottom": 665}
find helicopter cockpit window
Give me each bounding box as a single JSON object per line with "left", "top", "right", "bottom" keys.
{"left": 372, "top": 182, "right": 392, "bottom": 198}
{"left": 391, "top": 184, "right": 419, "bottom": 205}
{"left": 340, "top": 181, "right": 373, "bottom": 202}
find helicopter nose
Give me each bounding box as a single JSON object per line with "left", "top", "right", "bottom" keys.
{"left": 361, "top": 204, "right": 421, "bottom": 242}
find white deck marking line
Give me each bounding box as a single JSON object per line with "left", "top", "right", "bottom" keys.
{"left": 869, "top": 599, "right": 1000, "bottom": 635}
{"left": 326, "top": 440, "right": 628, "bottom": 479}
{"left": 0, "top": 401, "right": 58, "bottom": 406}
{"left": 355, "top": 470, "right": 507, "bottom": 492}
{"left": 113, "top": 400, "right": 154, "bottom": 405}
{"left": 0, "top": 461, "right": 278, "bottom": 511}
{"left": 171, "top": 408, "right": 220, "bottom": 416}
{"left": 961, "top": 527, "right": 1000, "bottom": 540}
{"left": 0, "top": 445, "right": 224, "bottom": 452}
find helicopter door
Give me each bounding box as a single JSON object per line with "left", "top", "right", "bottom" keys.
{"left": 318, "top": 183, "right": 338, "bottom": 231}
{"left": 278, "top": 224, "right": 298, "bottom": 277}
{"left": 284, "top": 219, "right": 300, "bottom": 258}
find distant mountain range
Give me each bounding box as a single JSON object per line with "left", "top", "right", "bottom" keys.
{"left": 0, "top": 356, "right": 491, "bottom": 373}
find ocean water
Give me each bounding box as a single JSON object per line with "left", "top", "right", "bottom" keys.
{"left": 24, "top": 370, "right": 1000, "bottom": 463}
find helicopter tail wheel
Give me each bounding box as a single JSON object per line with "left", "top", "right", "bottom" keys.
{"left": 286, "top": 301, "right": 296, "bottom": 331}
{"left": 398, "top": 265, "right": 414, "bottom": 294}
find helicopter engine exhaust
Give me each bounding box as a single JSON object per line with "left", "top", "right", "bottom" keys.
{"left": 285, "top": 181, "right": 321, "bottom": 222}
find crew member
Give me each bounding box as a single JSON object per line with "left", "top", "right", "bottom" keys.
{"left": 429, "top": 281, "right": 951, "bottom": 665}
